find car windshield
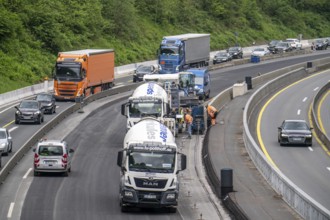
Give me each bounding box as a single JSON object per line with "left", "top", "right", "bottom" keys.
{"left": 20, "top": 101, "right": 38, "bottom": 109}
{"left": 229, "top": 47, "right": 239, "bottom": 52}
{"left": 0, "top": 131, "right": 6, "bottom": 139}
{"left": 283, "top": 122, "right": 308, "bottom": 130}
{"left": 36, "top": 94, "right": 52, "bottom": 102}
{"left": 129, "top": 102, "right": 162, "bottom": 117}
{"left": 216, "top": 53, "right": 227, "bottom": 57}
{"left": 38, "top": 145, "right": 63, "bottom": 156}
{"left": 269, "top": 41, "right": 280, "bottom": 46}
{"left": 277, "top": 42, "right": 287, "bottom": 47}
{"left": 128, "top": 151, "right": 175, "bottom": 173}
{"left": 315, "top": 39, "right": 323, "bottom": 43}
{"left": 137, "top": 66, "right": 151, "bottom": 72}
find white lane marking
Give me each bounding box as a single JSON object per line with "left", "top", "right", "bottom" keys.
{"left": 313, "top": 87, "right": 319, "bottom": 91}
{"left": 0, "top": 104, "right": 17, "bottom": 114}
{"left": 327, "top": 167, "right": 330, "bottom": 171}
{"left": 308, "top": 147, "right": 313, "bottom": 151}
{"left": 23, "top": 168, "right": 32, "bottom": 179}
{"left": 297, "top": 109, "right": 301, "bottom": 115}
{"left": 7, "top": 202, "right": 15, "bottom": 218}
{"left": 9, "top": 127, "right": 18, "bottom": 133}
{"left": 302, "top": 97, "right": 307, "bottom": 102}
{"left": 115, "top": 85, "right": 125, "bottom": 88}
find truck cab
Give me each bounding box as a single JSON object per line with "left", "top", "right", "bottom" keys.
{"left": 187, "top": 68, "right": 211, "bottom": 100}
{"left": 121, "top": 82, "right": 170, "bottom": 130}
{"left": 158, "top": 38, "right": 184, "bottom": 74}
{"left": 117, "top": 119, "right": 186, "bottom": 212}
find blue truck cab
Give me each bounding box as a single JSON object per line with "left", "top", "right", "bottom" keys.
{"left": 187, "top": 68, "right": 211, "bottom": 100}
{"left": 158, "top": 34, "right": 210, "bottom": 74}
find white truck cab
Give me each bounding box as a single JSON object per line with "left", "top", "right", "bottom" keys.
{"left": 121, "top": 82, "right": 176, "bottom": 134}
{"left": 117, "top": 119, "right": 186, "bottom": 212}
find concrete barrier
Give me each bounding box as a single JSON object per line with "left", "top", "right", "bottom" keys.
{"left": 311, "top": 81, "right": 330, "bottom": 151}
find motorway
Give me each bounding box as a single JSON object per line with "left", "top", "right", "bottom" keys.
{"left": 257, "top": 70, "right": 330, "bottom": 210}
{"left": 0, "top": 50, "right": 329, "bottom": 219}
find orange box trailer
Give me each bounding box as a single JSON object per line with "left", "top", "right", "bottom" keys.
{"left": 53, "top": 49, "right": 115, "bottom": 100}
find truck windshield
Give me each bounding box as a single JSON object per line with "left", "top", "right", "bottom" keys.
{"left": 129, "top": 102, "right": 162, "bottom": 117}
{"left": 195, "top": 76, "right": 204, "bottom": 86}
{"left": 55, "top": 65, "right": 82, "bottom": 80}
{"left": 160, "top": 47, "right": 179, "bottom": 55}
{"left": 128, "top": 151, "right": 175, "bottom": 173}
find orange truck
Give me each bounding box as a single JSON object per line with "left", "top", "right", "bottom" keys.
{"left": 53, "top": 49, "right": 115, "bottom": 100}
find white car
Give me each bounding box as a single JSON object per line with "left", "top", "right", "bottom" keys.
{"left": 251, "top": 47, "right": 270, "bottom": 57}
{"left": 285, "top": 38, "right": 302, "bottom": 49}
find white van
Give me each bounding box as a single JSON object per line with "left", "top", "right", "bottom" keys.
{"left": 33, "top": 139, "right": 74, "bottom": 176}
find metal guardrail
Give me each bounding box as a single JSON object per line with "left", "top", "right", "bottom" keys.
{"left": 311, "top": 81, "right": 330, "bottom": 151}
{"left": 203, "top": 57, "right": 330, "bottom": 219}
{"left": 0, "top": 83, "right": 141, "bottom": 184}
{"left": 243, "top": 61, "right": 330, "bottom": 219}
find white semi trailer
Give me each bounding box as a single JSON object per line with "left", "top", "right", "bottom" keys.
{"left": 117, "top": 119, "right": 187, "bottom": 212}
{"left": 121, "top": 82, "right": 176, "bottom": 135}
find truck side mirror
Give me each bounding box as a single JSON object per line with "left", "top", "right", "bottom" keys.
{"left": 117, "top": 151, "right": 124, "bottom": 167}
{"left": 121, "top": 103, "right": 128, "bottom": 117}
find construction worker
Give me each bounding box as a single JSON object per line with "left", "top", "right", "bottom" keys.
{"left": 206, "top": 104, "right": 218, "bottom": 126}
{"left": 184, "top": 108, "right": 193, "bottom": 138}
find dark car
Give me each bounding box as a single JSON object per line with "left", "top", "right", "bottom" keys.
{"left": 15, "top": 100, "right": 45, "bottom": 124}
{"left": 267, "top": 40, "right": 281, "bottom": 54}
{"left": 314, "top": 39, "right": 328, "bottom": 50}
{"left": 0, "top": 127, "right": 13, "bottom": 156}
{"left": 133, "top": 65, "right": 158, "bottom": 82}
{"left": 278, "top": 120, "right": 313, "bottom": 146}
{"left": 227, "top": 47, "right": 243, "bottom": 59}
{"left": 213, "top": 52, "right": 232, "bottom": 64}
{"left": 274, "top": 42, "right": 293, "bottom": 53}
{"left": 35, "top": 93, "right": 56, "bottom": 114}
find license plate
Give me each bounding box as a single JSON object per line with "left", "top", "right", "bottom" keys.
{"left": 44, "top": 160, "right": 56, "bottom": 165}
{"left": 144, "top": 194, "right": 156, "bottom": 199}
{"left": 293, "top": 138, "right": 302, "bottom": 141}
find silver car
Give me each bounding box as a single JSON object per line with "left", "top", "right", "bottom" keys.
{"left": 0, "top": 128, "right": 13, "bottom": 156}
{"left": 33, "top": 139, "right": 74, "bottom": 176}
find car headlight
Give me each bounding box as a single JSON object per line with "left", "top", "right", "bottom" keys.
{"left": 1, "top": 143, "right": 7, "bottom": 148}
{"left": 16, "top": 111, "right": 21, "bottom": 115}
{"left": 170, "top": 177, "right": 177, "bottom": 187}
{"left": 34, "top": 111, "right": 40, "bottom": 116}
{"left": 281, "top": 133, "right": 288, "bottom": 137}
{"left": 306, "top": 134, "right": 312, "bottom": 138}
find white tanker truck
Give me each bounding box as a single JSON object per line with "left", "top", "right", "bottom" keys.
{"left": 121, "top": 82, "right": 176, "bottom": 135}
{"left": 116, "top": 119, "right": 187, "bottom": 212}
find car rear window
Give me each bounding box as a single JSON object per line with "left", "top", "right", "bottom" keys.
{"left": 38, "top": 145, "right": 63, "bottom": 156}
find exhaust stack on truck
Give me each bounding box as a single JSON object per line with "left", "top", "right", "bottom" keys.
{"left": 117, "top": 119, "right": 187, "bottom": 213}
{"left": 53, "top": 49, "right": 115, "bottom": 100}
